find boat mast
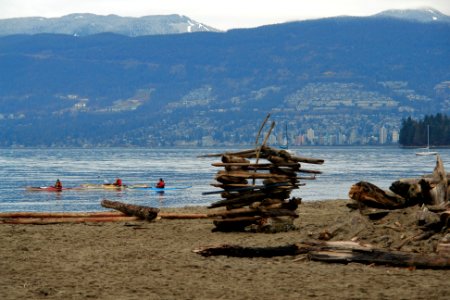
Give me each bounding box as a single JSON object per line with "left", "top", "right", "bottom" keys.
{"left": 285, "top": 123, "right": 289, "bottom": 149}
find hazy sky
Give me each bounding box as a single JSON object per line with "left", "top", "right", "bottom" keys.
{"left": 1, "top": 0, "right": 449, "bottom": 30}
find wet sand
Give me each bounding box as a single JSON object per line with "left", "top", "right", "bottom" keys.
{"left": 1, "top": 199, "right": 449, "bottom": 300}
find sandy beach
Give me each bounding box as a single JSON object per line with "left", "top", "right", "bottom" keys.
{"left": 1, "top": 199, "right": 449, "bottom": 300}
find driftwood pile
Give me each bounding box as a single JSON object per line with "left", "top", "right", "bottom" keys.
{"left": 349, "top": 155, "right": 448, "bottom": 209}
{"left": 203, "top": 145, "right": 324, "bottom": 232}
{"left": 348, "top": 155, "right": 449, "bottom": 257}
{"left": 194, "top": 155, "right": 450, "bottom": 269}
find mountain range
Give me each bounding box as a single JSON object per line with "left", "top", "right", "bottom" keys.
{"left": 0, "top": 13, "right": 219, "bottom": 37}
{"left": 0, "top": 8, "right": 449, "bottom": 147}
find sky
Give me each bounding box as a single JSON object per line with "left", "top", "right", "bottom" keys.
{"left": 0, "top": 0, "right": 449, "bottom": 30}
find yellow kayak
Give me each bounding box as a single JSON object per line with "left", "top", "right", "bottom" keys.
{"left": 80, "top": 183, "right": 126, "bottom": 190}
{"left": 80, "top": 183, "right": 149, "bottom": 190}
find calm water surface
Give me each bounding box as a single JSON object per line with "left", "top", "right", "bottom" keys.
{"left": 0, "top": 147, "right": 448, "bottom": 212}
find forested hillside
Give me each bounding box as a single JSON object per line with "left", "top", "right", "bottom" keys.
{"left": 0, "top": 15, "right": 449, "bottom": 147}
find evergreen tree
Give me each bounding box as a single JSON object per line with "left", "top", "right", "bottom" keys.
{"left": 399, "top": 114, "right": 450, "bottom": 146}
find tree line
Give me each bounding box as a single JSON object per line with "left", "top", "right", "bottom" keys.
{"left": 399, "top": 114, "right": 450, "bottom": 146}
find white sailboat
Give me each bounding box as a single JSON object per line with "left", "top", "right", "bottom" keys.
{"left": 279, "top": 123, "right": 289, "bottom": 150}
{"left": 415, "top": 125, "right": 438, "bottom": 156}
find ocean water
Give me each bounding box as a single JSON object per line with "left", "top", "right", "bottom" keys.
{"left": 0, "top": 146, "right": 448, "bottom": 212}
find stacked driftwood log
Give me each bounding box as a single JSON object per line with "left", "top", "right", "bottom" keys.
{"left": 203, "top": 145, "right": 324, "bottom": 232}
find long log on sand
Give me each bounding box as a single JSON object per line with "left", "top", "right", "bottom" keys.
{"left": 0, "top": 211, "right": 125, "bottom": 218}
{"left": 0, "top": 216, "right": 139, "bottom": 224}
{"left": 194, "top": 240, "right": 450, "bottom": 269}
{"left": 101, "top": 199, "right": 159, "bottom": 221}
{"left": 0, "top": 212, "right": 214, "bottom": 223}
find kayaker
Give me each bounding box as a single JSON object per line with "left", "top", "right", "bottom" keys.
{"left": 54, "top": 179, "right": 62, "bottom": 190}
{"left": 113, "top": 178, "right": 123, "bottom": 187}
{"left": 156, "top": 178, "right": 165, "bottom": 188}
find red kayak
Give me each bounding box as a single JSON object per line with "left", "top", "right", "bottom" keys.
{"left": 25, "top": 186, "right": 78, "bottom": 192}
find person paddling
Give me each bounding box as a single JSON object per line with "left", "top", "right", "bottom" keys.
{"left": 54, "top": 179, "right": 63, "bottom": 191}
{"left": 113, "top": 178, "right": 123, "bottom": 187}
{"left": 156, "top": 178, "right": 165, "bottom": 188}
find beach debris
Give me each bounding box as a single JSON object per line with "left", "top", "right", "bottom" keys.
{"left": 349, "top": 154, "right": 448, "bottom": 209}
{"left": 345, "top": 153, "right": 449, "bottom": 258}
{"left": 101, "top": 199, "right": 159, "bottom": 221}
{"left": 194, "top": 240, "right": 450, "bottom": 269}
{"left": 201, "top": 116, "right": 324, "bottom": 233}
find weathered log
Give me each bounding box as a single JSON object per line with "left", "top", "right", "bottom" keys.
{"left": 262, "top": 198, "right": 302, "bottom": 210}
{"left": 101, "top": 199, "right": 159, "bottom": 221}
{"left": 349, "top": 181, "right": 406, "bottom": 209}
{"left": 203, "top": 182, "right": 294, "bottom": 195}
{"left": 222, "top": 155, "right": 250, "bottom": 164}
{"left": 308, "top": 248, "right": 450, "bottom": 269}
{"left": 194, "top": 240, "right": 374, "bottom": 257}
{"left": 221, "top": 155, "right": 251, "bottom": 171}
{"left": 389, "top": 178, "right": 432, "bottom": 205}
{"left": 208, "top": 207, "right": 261, "bottom": 218}
{"left": 297, "top": 168, "right": 323, "bottom": 174}
{"left": 0, "top": 211, "right": 124, "bottom": 218}
{"left": 194, "top": 244, "right": 301, "bottom": 257}
{"left": 209, "top": 189, "right": 292, "bottom": 209}
{"left": 266, "top": 155, "right": 295, "bottom": 165}
{"left": 194, "top": 240, "right": 450, "bottom": 269}
{"left": 217, "top": 170, "right": 292, "bottom": 179}
{"left": 390, "top": 155, "right": 448, "bottom": 206}
{"left": 0, "top": 216, "right": 139, "bottom": 224}
{"left": 210, "top": 207, "right": 299, "bottom": 219}
{"left": 208, "top": 191, "right": 268, "bottom": 208}
{"left": 200, "top": 146, "right": 325, "bottom": 164}
{"left": 212, "top": 162, "right": 300, "bottom": 169}
{"left": 198, "top": 149, "right": 257, "bottom": 158}
{"left": 263, "top": 177, "right": 299, "bottom": 185}
{"left": 390, "top": 177, "right": 450, "bottom": 199}
{"left": 216, "top": 175, "right": 249, "bottom": 184}
{"left": 270, "top": 166, "right": 298, "bottom": 177}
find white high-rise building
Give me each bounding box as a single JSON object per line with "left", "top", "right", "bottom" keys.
{"left": 379, "top": 126, "right": 387, "bottom": 144}
{"left": 306, "top": 128, "right": 315, "bottom": 144}
{"left": 392, "top": 130, "right": 399, "bottom": 143}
